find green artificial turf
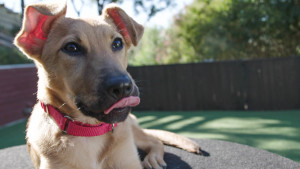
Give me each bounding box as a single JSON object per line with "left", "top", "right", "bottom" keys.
{"left": 0, "top": 119, "right": 27, "bottom": 149}
{"left": 0, "top": 110, "right": 299, "bottom": 163}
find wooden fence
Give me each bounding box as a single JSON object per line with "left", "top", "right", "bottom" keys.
{"left": 0, "top": 57, "right": 299, "bottom": 125}
{"left": 128, "top": 57, "right": 300, "bottom": 111}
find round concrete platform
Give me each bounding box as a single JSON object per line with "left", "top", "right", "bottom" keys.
{"left": 0, "top": 139, "right": 299, "bottom": 169}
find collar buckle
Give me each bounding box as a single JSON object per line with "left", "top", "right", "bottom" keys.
{"left": 63, "top": 115, "right": 74, "bottom": 134}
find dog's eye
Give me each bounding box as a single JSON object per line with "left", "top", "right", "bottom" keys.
{"left": 111, "top": 38, "right": 123, "bottom": 51}
{"left": 62, "top": 42, "right": 84, "bottom": 56}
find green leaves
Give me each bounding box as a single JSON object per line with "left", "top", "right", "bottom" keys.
{"left": 168, "top": 0, "right": 300, "bottom": 62}
{"left": 127, "top": 0, "right": 300, "bottom": 65}
{"left": 128, "top": 27, "right": 164, "bottom": 65}
{"left": 0, "top": 46, "right": 31, "bottom": 65}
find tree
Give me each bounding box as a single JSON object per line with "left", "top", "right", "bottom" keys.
{"left": 165, "top": 0, "right": 300, "bottom": 62}
{"left": 95, "top": 0, "right": 119, "bottom": 15}
{"left": 0, "top": 46, "right": 31, "bottom": 65}
{"left": 70, "top": 0, "right": 85, "bottom": 16}
{"left": 132, "top": 0, "right": 173, "bottom": 20}
{"left": 20, "top": 0, "right": 25, "bottom": 20}
{"left": 91, "top": 0, "right": 174, "bottom": 19}
{"left": 128, "top": 27, "right": 164, "bottom": 65}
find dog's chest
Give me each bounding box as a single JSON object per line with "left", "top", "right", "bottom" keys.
{"left": 59, "top": 124, "right": 132, "bottom": 169}
{"left": 64, "top": 136, "right": 109, "bottom": 168}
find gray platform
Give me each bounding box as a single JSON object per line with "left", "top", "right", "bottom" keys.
{"left": 0, "top": 139, "right": 299, "bottom": 169}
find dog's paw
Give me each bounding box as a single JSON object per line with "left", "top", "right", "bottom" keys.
{"left": 142, "top": 152, "right": 167, "bottom": 169}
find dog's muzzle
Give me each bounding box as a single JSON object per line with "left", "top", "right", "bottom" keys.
{"left": 75, "top": 74, "right": 140, "bottom": 123}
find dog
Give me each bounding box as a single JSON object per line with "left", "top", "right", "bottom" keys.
{"left": 14, "top": 1, "right": 201, "bottom": 169}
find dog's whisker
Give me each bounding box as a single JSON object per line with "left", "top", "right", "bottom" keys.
{"left": 119, "top": 28, "right": 128, "bottom": 33}
{"left": 59, "top": 103, "right": 66, "bottom": 109}
{"left": 116, "top": 22, "right": 125, "bottom": 28}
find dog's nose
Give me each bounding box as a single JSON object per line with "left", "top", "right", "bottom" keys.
{"left": 105, "top": 75, "right": 133, "bottom": 99}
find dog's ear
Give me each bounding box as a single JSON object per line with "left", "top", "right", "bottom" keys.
{"left": 14, "top": 1, "right": 67, "bottom": 59}
{"left": 103, "top": 4, "right": 144, "bottom": 46}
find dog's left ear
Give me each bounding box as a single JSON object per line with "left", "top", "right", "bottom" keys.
{"left": 14, "top": 1, "right": 67, "bottom": 59}
{"left": 103, "top": 4, "right": 144, "bottom": 46}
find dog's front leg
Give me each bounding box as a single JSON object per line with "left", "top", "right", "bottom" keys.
{"left": 132, "top": 125, "right": 167, "bottom": 169}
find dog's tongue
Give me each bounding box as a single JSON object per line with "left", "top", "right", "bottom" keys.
{"left": 104, "top": 96, "right": 140, "bottom": 114}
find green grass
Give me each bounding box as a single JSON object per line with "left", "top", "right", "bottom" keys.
{"left": 0, "top": 110, "right": 299, "bottom": 163}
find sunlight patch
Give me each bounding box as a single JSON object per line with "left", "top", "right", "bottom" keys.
{"left": 166, "top": 116, "right": 205, "bottom": 130}
{"left": 199, "top": 117, "right": 281, "bottom": 129}
{"left": 140, "top": 115, "right": 182, "bottom": 128}
{"left": 254, "top": 139, "right": 300, "bottom": 151}
{"left": 137, "top": 116, "right": 157, "bottom": 124}
{"left": 179, "top": 132, "right": 229, "bottom": 140}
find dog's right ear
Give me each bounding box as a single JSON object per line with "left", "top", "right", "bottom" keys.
{"left": 103, "top": 4, "right": 144, "bottom": 47}
{"left": 14, "top": 1, "right": 67, "bottom": 59}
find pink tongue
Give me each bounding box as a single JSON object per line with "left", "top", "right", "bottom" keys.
{"left": 104, "top": 96, "right": 140, "bottom": 114}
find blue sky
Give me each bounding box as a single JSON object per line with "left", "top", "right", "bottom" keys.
{"left": 0, "top": 0, "right": 192, "bottom": 28}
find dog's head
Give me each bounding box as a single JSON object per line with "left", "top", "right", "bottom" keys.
{"left": 14, "top": 1, "right": 144, "bottom": 124}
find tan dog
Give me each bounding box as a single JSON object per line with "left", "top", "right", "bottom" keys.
{"left": 14, "top": 1, "right": 201, "bottom": 169}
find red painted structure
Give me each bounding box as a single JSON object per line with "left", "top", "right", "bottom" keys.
{"left": 0, "top": 64, "right": 37, "bottom": 126}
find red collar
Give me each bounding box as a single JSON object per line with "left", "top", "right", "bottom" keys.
{"left": 40, "top": 102, "right": 116, "bottom": 137}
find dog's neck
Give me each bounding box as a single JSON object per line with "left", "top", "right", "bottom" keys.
{"left": 36, "top": 68, "right": 100, "bottom": 125}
